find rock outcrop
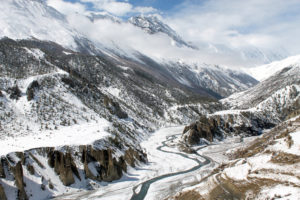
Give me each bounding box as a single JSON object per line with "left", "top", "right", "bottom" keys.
{"left": 81, "top": 146, "right": 146, "bottom": 182}
{"left": 182, "top": 112, "right": 276, "bottom": 145}
{"left": 103, "top": 96, "right": 128, "bottom": 119}
{"left": 12, "top": 162, "right": 28, "bottom": 200}
{"left": 26, "top": 80, "right": 39, "bottom": 101}
{"left": 0, "top": 159, "right": 5, "bottom": 178}
{"left": 0, "top": 184, "right": 7, "bottom": 200}
{"left": 0, "top": 144, "right": 147, "bottom": 199}
{"left": 47, "top": 149, "right": 80, "bottom": 186}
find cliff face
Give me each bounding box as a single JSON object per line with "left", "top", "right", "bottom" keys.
{"left": 0, "top": 144, "right": 147, "bottom": 200}
{"left": 182, "top": 111, "right": 277, "bottom": 145}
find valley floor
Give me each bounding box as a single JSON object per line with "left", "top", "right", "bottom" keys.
{"left": 53, "top": 126, "right": 254, "bottom": 200}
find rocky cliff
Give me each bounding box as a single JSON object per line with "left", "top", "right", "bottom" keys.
{"left": 182, "top": 111, "right": 277, "bottom": 145}
{"left": 0, "top": 143, "right": 146, "bottom": 200}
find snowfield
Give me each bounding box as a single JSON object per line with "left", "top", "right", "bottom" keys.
{"left": 0, "top": 119, "right": 111, "bottom": 156}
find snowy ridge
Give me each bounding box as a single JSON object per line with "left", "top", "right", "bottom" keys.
{"left": 247, "top": 54, "right": 300, "bottom": 81}
{"left": 222, "top": 60, "right": 300, "bottom": 117}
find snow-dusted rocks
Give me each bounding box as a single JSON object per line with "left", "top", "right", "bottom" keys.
{"left": 171, "top": 116, "right": 300, "bottom": 200}
{"left": 181, "top": 56, "right": 300, "bottom": 145}
{"left": 129, "top": 15, "right": 196, "bottom": 49}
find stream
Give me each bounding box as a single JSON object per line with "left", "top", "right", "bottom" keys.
{"left": 53, "top": 127, "right": 213, "bottom": 200}
{"left": 130, "top": 134, "right": 211, "bottom": 200}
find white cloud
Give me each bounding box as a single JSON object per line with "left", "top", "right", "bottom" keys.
{"left": 46, "top": 0, "right": 300, "bottom": 68}
{"left": 134, "top": 6, "right": 157, "bottom": 14}
{"left": 47, "top": 0, "right": 87, "bottom": 15}
{"left": 165, "top": 0, "right": 300, "bottom": 55}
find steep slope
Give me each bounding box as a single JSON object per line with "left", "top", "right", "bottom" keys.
{"left": 0, "top": 0, "right": 78, "bottom": 48}
{"left": 223, "top": 62, "right": 300, "bottom": 120}
{"left": 163, "top": 62, "right": 258, "bottom": 98}
{"left": 182, "top": 57, "right": 300, "bottom": 145}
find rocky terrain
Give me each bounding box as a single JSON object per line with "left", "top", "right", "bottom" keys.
{"left": 0, "top": 0, "right": 299, "bottom": 200}
{"left": 182, "top": 61, "right": 300, "bottom": 145}
{"left": 0, "top": 36, "right": 256, "bottom": 199}
{"left": 171, "top": 115, "right": 300, "bottom": 200}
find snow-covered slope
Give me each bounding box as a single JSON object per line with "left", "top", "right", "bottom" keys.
{"left": 164, "top": 62, "right": 258, "bottom": 98}
{"left": 0, "top": 38, "right": 218, "bottom": 199}
{"left": 0, "top": 0, "right": 78, "bottom": 48}
{"left": 182, "top": 56, "right": 300, "bottom": 146}
{"left": 223, "top": 62, "right": 300, "bottom": 120}
{"left": 247, "top": 54, "right": 300, "bottom": 81}
{"left": 172, "top": 116, "right": 300, "bottom": 200}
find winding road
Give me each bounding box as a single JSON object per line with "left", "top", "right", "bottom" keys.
{"left": 130, "top": 134, "right": 211, "bottom": 200}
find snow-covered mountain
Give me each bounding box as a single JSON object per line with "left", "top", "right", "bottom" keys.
{"left": 182, "top": 56, "right": 300, "bottom": 145}
{"left": 128, "top": 15, "right": 196, "bottom": 49}
{"left": 247, "top": 54, "right": 300, "bottom": 81}
{"left": 223, "top": 58, "right": 300, "bottom": 117}
{"left": 163, "top": 62, "right": 258, "bottom": 98}
{"left": 0, "top": 0, "right": 298, "bottom": 199}
{"left": 0, "top": 36, "right": 229, "bottom": 199}
{"left": 0, "top": 0, "right": 78, "bottom": 49}
{"left": 0, "top": 0, "right": 287, "bottom": 68}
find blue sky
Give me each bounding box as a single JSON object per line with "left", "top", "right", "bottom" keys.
{"left": 126, "top": 0, "right": 186, "bottom": 13}
{"left": 65, "top": 0, "right": 183, "bottom": 11}
{"left": 61, "top": 0, "right": 206, "bottom": 16}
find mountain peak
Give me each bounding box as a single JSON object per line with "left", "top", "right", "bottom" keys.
{"left": 128, "top": 15, "right": 197, "bottom": 49}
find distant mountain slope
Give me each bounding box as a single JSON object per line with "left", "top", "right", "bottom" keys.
{"left": 129, "top": 15, "right": 196, "bottom": 49}
{"left": 223, "top": 60, "right": 300, "bottom": 120}
{"left": 181, "top": 56, "right": 300, "bottom": 145}
{"left": 163, "top": 62, "right": 258, "bottom": 98}
{"left": 247, "top": 54, "right": 300, "bottom": 81}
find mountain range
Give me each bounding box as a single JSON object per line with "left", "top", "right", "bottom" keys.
{"left": 0, "top": 0, "right": 299, "bottom": 200}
